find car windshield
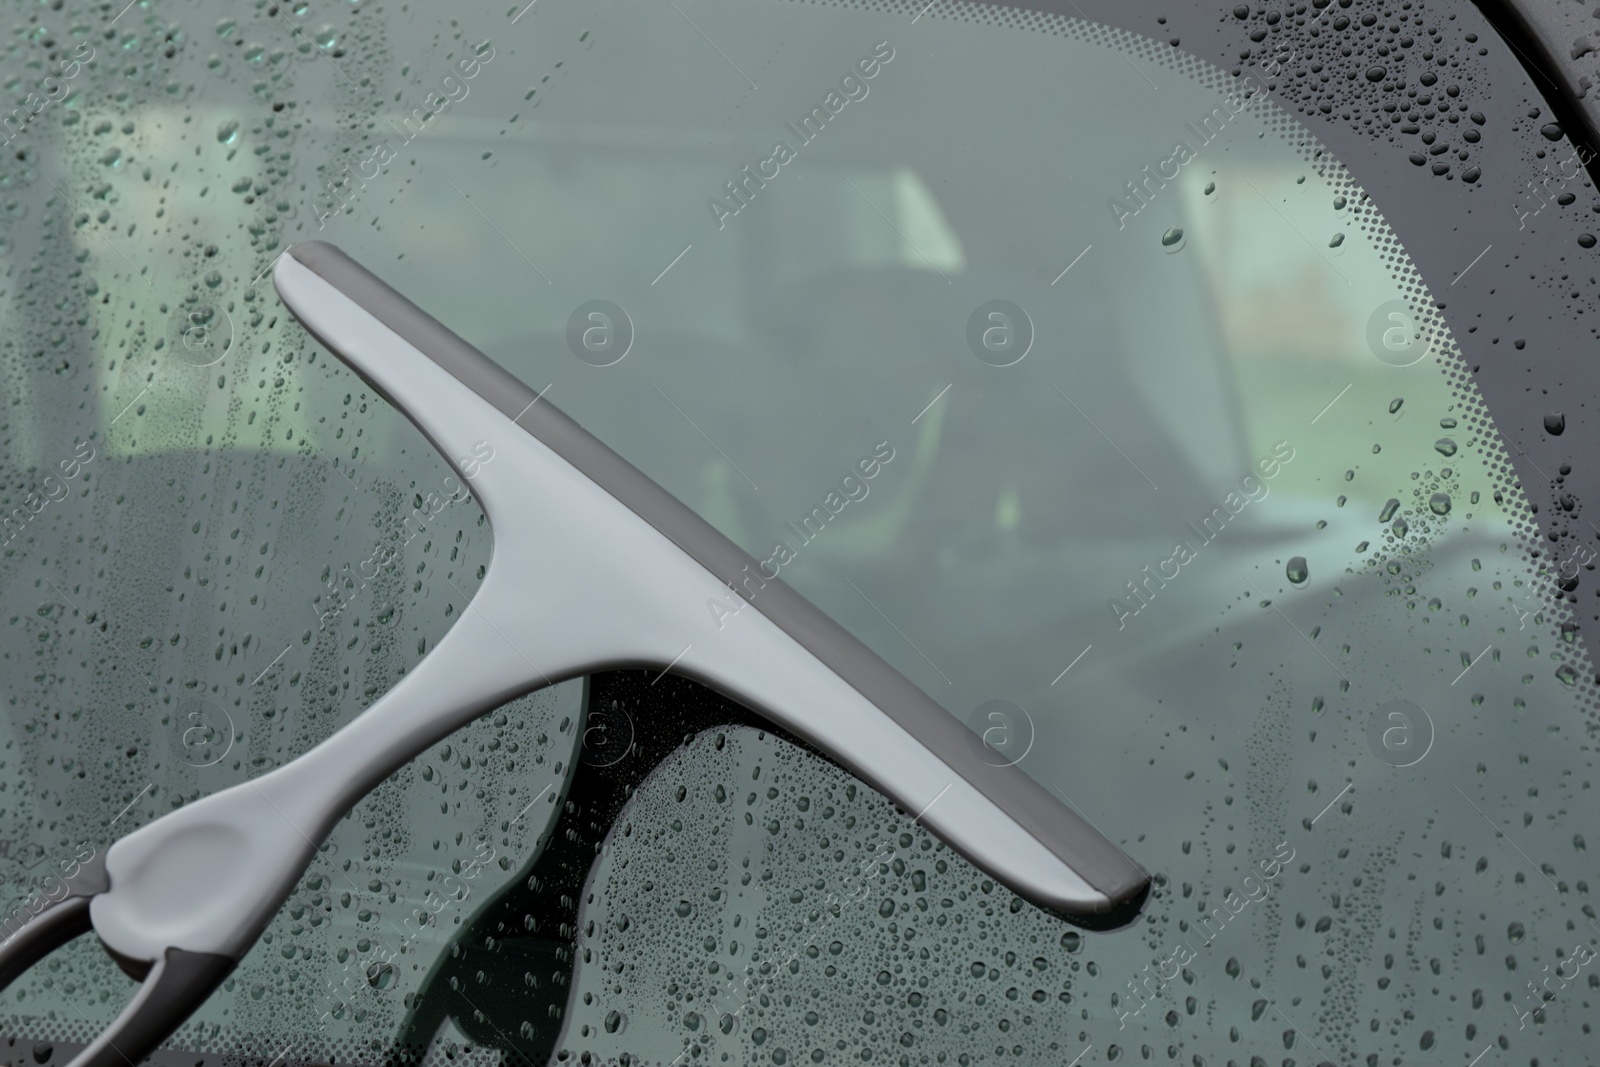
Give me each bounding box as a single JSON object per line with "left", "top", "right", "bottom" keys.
{"left": 2, "top": 1, "right": 1593, "bottom": 1066}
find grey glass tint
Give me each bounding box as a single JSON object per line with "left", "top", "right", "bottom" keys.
{"left": 364, "top": 0, "right": 1557, "bottom": 828}
{"left": 2, "top": 0, "right": 1594, "bottom": 1065}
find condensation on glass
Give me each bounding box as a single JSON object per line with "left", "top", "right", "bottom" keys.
{"left": 0, "top": 0, "right": 1589, "bottom": 1065}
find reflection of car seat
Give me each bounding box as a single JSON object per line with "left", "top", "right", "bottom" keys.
{"left": 751, "top": 265, "right": 1224, "bottom": 563}
{"left": 482, "top": 330, "right": 777, "bottom": 552}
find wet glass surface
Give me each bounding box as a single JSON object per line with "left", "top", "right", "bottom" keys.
{"left": 1, "top": 1, "right": 1596, "bottom": 1065}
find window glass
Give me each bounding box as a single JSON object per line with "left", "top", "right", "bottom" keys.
{"left": 1, "top": 1, "right": 1591, "bottom": 1066}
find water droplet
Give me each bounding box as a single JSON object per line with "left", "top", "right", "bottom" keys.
{"left": 1161, "top": 227, "right": 1185, "bottom": 251}
{"left": 1365, "top": 65, "right": 1387, "bottom": 82}
{"left": 1203, "top": 181, "right": 1216, "bottom": 196}
{"left": 1545, "top": 412, "right": 1566, "bottom": 436}
{"left": 1333, "top": 195, "right": 1347, "bottom": 210}
{"left": 217, "top": 119, "right": 239, "bottom": 145}
{"left": 1429, "top": 492, "right": 1451, "bottom": 516}
{"left": 1541, "top": 122, "right": 1564, "bottom": 141}
{"left": 1286, "top": 556, "right": 1309, "bottom": 584}
{"left": 1379, "top": 498, "right": 1400, "bottom": 523}
{"left": 1329, "top": 232, "right": 1345, "bottom": 248}
{"left": 1581, "top": 234, "right": 1598, "bottom": 249}
{"left": 1434, "top": 437, "right": 1457, "bottom": 457}
{"left": 1388, "top": 397, "right": 1403, "bottom": 414}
